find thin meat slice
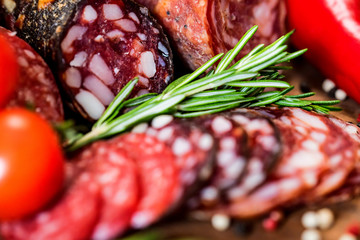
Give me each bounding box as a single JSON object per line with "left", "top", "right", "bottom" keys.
{"left": 136, "top": 0, "right": 285, "bottom": 70}
{"left": 115, "top": 133, "right": 180, "bottom": 229}
{"left": 0, "top": 27, "right": 64, "bottom": 122}
{"left": 0, "top": 163, "right": 100, "bottom": 240}
{"left": 191, "top": 115, "right": 248, "bottom": 208}
{"left": 225, "top": 107, "right": 358, "bottom": 218}
{"left": 225, "top": 110, "right": 281, "bottom": 199}
{"left": 319, "top": 117, "right": 360, "bottom": 204}
{"left": 72, "top": 139, "right": 140, "bottom": 240}
{"left": 132, "top": 115, "right": 216, "bottom": 205}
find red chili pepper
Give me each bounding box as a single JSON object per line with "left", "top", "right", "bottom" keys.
{"left": 286, "top": 0, "right": 360, "bottom": 104}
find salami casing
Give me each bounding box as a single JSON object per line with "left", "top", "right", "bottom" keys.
{"left": 1, "top": 0, "right": 173, "bottom": 120}
{"left": 0, "top": 27, "right": 64, "bottom": 122}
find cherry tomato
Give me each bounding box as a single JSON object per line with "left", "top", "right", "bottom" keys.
{"left": 0, "top": 35, "right": 19, "bottom": 107}
{"left": 0, "top": 108, "right": 64, "bottom": 220}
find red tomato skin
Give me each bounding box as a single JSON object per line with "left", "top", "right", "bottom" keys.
{"left": 286, "top": 0, "right": 360, "bottom": 103}
{"left": 0, "top": 108, "right": 64, "bottom": 220}
{"left": 0, "top": 35, "right": 19, "bottom": 107}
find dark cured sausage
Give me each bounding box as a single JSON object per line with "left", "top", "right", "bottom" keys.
{"left": 0, "top": 27, "right": 64, "bottom": 122}
{"left": 225, "top": 110, "right": 281, "bottom": 199}
{"left": 193, "top": 115, "right": 248, "bottom": 208}
{"left": 224, "top": 107, "right": 358, "bottom": 218}
{"left": 132, "top": 115, "right": 216, "bottom": 206}
{"left": 1, "top": 0, "right": 173, "bottom": 120}
{"left": 136, "top": 0, "right": 286, "bottom": 70}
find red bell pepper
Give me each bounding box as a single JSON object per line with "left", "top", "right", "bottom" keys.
{"left": 286, "top": 0, "right": 360, "bottom": 103}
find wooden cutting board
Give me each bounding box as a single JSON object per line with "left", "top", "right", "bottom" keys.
{"left": 124, "top": 59, "right": 360, "bottom": 240}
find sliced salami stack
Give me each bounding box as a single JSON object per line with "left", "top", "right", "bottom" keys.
{"left": 1, "top": 107, "right": 360, "bottom": 239}
{"left": 0, "top": 0, "right": 173, "bottom": 120}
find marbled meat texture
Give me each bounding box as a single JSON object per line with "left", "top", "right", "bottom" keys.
{"left": 225, "top": 109, "right": 281, "bottom": 200}
{"left": 131, "top": 116, "right": 216, "bottom": 211}
{"left": 224, "top": 107, "right": 359, "bottom": 218}
{"left": 136, "top": 0, "right": 286, "bottom": 70}
{"left": 0, "top": 27, "right": 64, "bottom": 122}
{"left": 114, "top": 133, "right": 180, "bottom": 230}
{"left": 193, "top": 115, "right": 248, "bottom": 208}
{"left": 1, "top": 0, "right": 174, "bottom": 121}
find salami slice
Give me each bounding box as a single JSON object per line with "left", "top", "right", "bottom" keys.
{"left": 132, "top": 115, "right": 216, "bottom": 205}
{"left": 224, "top": 107, "right": 358, "bottom": 218}
{"left": 318, "top": 117, "right": 360, "bottom": 204}
{"left": 0, "top": 163, "right": 100, "bottom": 240}
{"left": 225, "top": 110, "right": 281, "bottom": 199}
{"left": 1, "top": 0, "right": 173, "bottom": 120}
{"left": 72, "top": 139, "right": 140, "bottom": 240}
{"left": 136, "top": 0, "right": 286, "bottom": 70}
{"left": 0, "top": 27, "right": 64, "bottom": 122}
{"left": 186, "top": 115, "right": 248, "bottom": 208}
{"left": 115, "top": 133, "right": 180, "bottom": 229}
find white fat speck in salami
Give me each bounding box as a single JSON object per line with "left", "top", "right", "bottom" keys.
{"left": 139, "top": 51, "right": 156, "bottom": 78}
{"left": 103, "top": 4, "right": 124, "bottom": 20}
{"left": 82, "top": 5, "right": 98, "bottom": 23}
{"left": 75, "top": 90, "right": 105, "bottom": 120}
{"left": 65, "top": 67, "right": 82, "bottom": 88}
{"left": 172, "top": 137, "right": 192, "bottom": 156}
{"left": 89, "top": 54, "right": 115, "bottom": 85}
{"left": 70, "top": 51, "right": 88, "bottom": 67}
{"left": 106, "top": 30, "right": 125, "bottom": 40}
{"left": 211, "top": 116, "right": 233, "bottom": 134}
{"left": 115, "top": 19, "right": 137, "bottom": 32}
{"left": 61, "top": 25, "right": 88, "bottom": 53}
{"left": 83, "top": 75, "right": 115, "bottom": 105}
{"left": 129, "top": 12, "right": 140, "bottom": 24}
{"left": 151, "top": 115, "right": 174, "bottom": 129}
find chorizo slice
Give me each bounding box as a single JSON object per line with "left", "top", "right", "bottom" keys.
{"left": 1, "top": 0, "right": 173, "bottom": 121}
{"left": 136, "top": 0, "right": 286, "bottom": 70}
{"left": 0, "top": 27, "right": 64, "bottom": 122}
{"left": 72, "top": 139, "right": 140, "bottom": 240}
{"left": 225, "top": 110, "right": 281, "bottom": 199}
{"left": 186, "top": 115, "right": 248, "bottom": 209}
{"left": 132, "top": 116, "right": 216, "bottom": 206}
{"left": 115, "top": 133, "right": 180, "bottom": 229}
{"left": 225, "top": 107, "right": 358, "bottom": 218}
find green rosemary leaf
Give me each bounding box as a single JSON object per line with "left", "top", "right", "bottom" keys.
{"left": 279, "top": 49, "right": 308, "bottom": 63}
{"left": 287, "top": 92, "right": 316, "bottom": 98}
{"left": 309, "top": 100, "right": 341, "bottom": 105}
{"left": 249, "top": 95, "right": 283, "bottom": 107}
{"left": 123, "top": 93, "right": 158, "bottom": 107}
{"left": 178, "top": 98, "right": 255, "bottom": 112}
{"left": 311, "top": 105, "right": 331, "bottom": 114}
{"left": 93, "top": 78, "right": 138, "bottom": 128}
{"left": 174, "top": 103, "right": 240, "bottom": 118}
{"left": 275, "top": 98, "right": 312, "bottom": 107}
{"left": 227, "top": 80, "right": 290, "bottom": 88}
{"left": 178, "top": 95, "right": 252, "bottom": 110}
{"left": 192, "top": 89, "right": 238, "bottom": 97}
{"left": 255, "top": 91, "right": 280, "bottom": 99}
{"left": 163, "top": 53, "right": 224, "bottom": 96}
{"left": 215, "top": 26, "right": 258, "bottom": 73}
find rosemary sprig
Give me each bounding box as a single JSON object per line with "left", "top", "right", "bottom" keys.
{"left": 66, "top": 26, "right": 340, "bottom": 151}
